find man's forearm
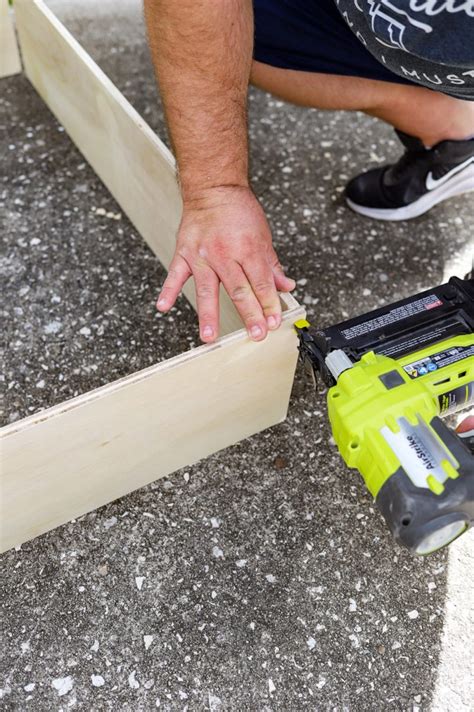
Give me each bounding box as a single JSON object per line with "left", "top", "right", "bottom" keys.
{"left": 144, "top": 0, "right": 294, "bottom": 344}
{"left": 144, "top": 0, "right": 253, "bottom": 202}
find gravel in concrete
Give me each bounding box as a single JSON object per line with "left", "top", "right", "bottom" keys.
{"left": 1, "top": 2, "right": 473, "bottom": 710}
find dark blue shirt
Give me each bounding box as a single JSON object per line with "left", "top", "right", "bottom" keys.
{"left": 335, "top": 1, "right": 474, "bottom": 99}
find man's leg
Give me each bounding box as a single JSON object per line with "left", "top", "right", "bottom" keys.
{"left": 251, "top": 61, "right": 474, "bottom": 220}
{"left": 251, "top": 61, "right": 474, "bottom": 147}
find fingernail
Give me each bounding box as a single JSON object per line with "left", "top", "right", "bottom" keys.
{"left": 157, "top": 298, "right": 167, "bottom": 309}
{"left": 287, "top": 278, "right": 296, "bottom": 289}
{"left": 202, "top": 326, "right": 213, "bottom": 338}
{"left": 267, "top": 315, "right": 278, "bottom": 329}
{"left": 250, "top": 325, "right": 263, "bottom": 339}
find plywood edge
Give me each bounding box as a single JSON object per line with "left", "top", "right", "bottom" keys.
{"left": 280, "top": 292, "right": 300, "bottom": 311}
{"left": 1, "top": 301, "right": 304, "bottom": 440}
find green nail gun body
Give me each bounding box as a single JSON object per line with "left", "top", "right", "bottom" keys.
{"left": 296, "top": 275, "right": 474, "bottom": 555}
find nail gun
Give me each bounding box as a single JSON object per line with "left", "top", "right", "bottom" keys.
{"left": 295, "top": 275, "right": 474, "bottom": 555}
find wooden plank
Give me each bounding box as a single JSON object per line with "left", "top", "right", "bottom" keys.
{"left": 0, "top": 0, "right": 22, "bottom": 78}
{"left": 0, "top": 297, "right": 304, "bottom": 552}
{"left": 13, "top": 0, "right": 245, "bottom": 335}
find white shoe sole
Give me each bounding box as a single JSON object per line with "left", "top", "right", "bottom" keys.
{"left": 345, "top": 163, "right": 474, "bottom": 221}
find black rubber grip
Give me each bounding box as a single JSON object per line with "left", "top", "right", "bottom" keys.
{"left": 376, "top": 417, "right": 474, "bottom": 554}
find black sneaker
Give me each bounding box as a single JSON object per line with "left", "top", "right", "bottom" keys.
{"left": 345, "top": 130, "right": 474, "bottom": 221}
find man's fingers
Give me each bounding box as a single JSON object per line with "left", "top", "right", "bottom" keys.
{"left": 157, "top": 255, "right": 192, "bottom": 312}
{"left": 271, "top": 261, "right": 296, "bottom": 293}
{"left": 219, "top": 263, "right": 268, "bottom": 341}
{"left": 194, "top": 266, "right": 220, "bottom": 342}
{"left": 243, "top": 258, "right": 282, "bottom": 330}
{"left": 456, "top": 415, "right": 474, "bottom": 434}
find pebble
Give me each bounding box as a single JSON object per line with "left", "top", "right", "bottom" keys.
{"left": 128, "top": 671, "right": 139, "bottom": 689}
{"left": 51, "top": 676, "right": 73, "bottom": 696}
{"left": 44, "top": 320, "right": 62, "bottom": 334}
{"left": 144, "top": 635, "right": 154, "bottom": 650}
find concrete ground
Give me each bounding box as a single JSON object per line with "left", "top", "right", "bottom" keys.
{"left": 1, "top": 1, "right": 473, "bottom": 710}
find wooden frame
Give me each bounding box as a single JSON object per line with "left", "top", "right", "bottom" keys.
{"left": 0, "top": 0, "right": 304, "bottom": 553}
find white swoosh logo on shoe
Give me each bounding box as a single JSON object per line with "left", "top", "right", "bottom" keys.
{"left": 426, "top": 156, "right": 474, "bottom": 191}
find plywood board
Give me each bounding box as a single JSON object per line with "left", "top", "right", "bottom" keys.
{"left": 0, "top": 0, "right": 22, "bottom": 78}
{"left": 0, "top": 298, "right": 303, "bottom": 552}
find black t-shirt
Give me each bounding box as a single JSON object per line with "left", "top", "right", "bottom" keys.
{"left": 334, "top": 0, "right": 474, "bottom": 100}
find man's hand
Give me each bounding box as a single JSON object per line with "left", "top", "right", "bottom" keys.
{"left": 157, "top": 186, "right": 295, "bottom": 342}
